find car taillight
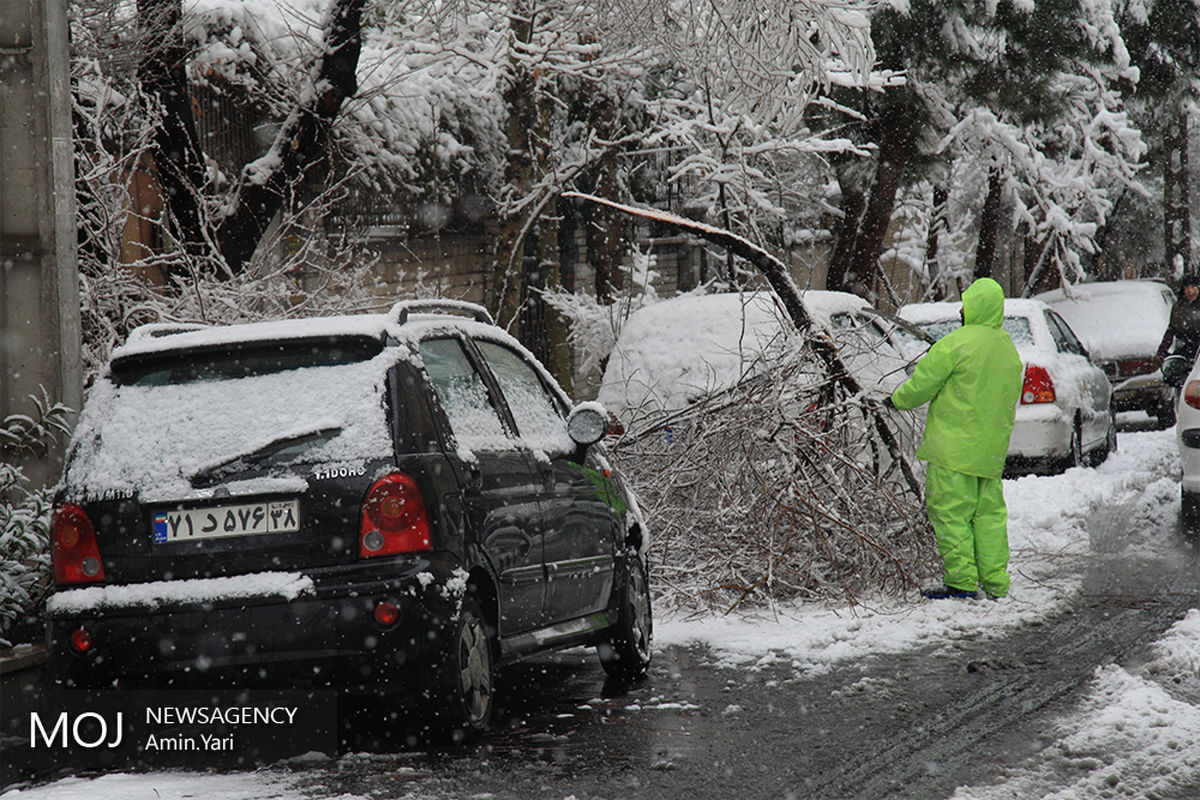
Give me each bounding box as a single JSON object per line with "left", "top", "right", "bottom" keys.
{"left": 1021, "top": 365, "right": 1056, "bottom": 405}
{"left": 373, "top": 601, "right": 400, "bottom": 626}
{"left": 51, "top": 504, "right": 105, "bottom": 585}
{"left": 359, "top": 473, "right": 432, "bottom": 557}
{"left": 1184, "top": 380, "right": 1200, "bottom": 410}
{"left": 69, "top": 628, "right": 93, "bottom": 653}
{"left": 1118, "top": 357, "right": 1157, "bottom": 378}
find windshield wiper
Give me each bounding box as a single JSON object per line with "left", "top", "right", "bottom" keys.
{"left": 190, "top": 425, "right": 343, "bottom": 488}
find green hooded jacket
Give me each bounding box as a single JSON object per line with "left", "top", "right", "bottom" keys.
{"left": 891, "top": 278, "right": 1023, "bottom": 479}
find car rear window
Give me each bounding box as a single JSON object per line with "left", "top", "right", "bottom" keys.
{"left": 111, "top": 336, "right": 384, "bottom": 386}
{"left": 66, "top": 343, "right": 395, "bottom": 502}
{"left": 917, "top": 316, "right": 1033, "bottom": 346}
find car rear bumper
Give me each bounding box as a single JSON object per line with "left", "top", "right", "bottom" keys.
{"left": 1111, "top": 374, "right": 1172, "bottom": 414}
{"left": 1178, "top": 427, "right": 1200, "bottom": 494}
{"left": 1007, "top": 403, "right": 1072, "bottom": 461}
{"left": 45, "top": 555, "right": 466, "bottom": 692}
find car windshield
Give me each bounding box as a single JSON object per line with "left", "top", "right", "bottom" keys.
{"left": 67, "top": 343, "right": 395, "bottom": 501}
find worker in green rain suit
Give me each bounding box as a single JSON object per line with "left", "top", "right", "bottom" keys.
{"left": 888, "top": 278, "right": 1023, "bottom": 599}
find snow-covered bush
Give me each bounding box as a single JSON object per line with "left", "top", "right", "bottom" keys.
{"left": 0, "top": 393, "right": 72, "bottom": 648}
{"left": 610, "top": 337, "right": 939, "bottom": 613}
{"left": 539, "top": 248, "right": 665, "bottom": 395}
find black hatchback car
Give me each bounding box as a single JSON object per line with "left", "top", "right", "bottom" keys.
{"left": 46, "top": 300, "right": 651, "bottom": 737}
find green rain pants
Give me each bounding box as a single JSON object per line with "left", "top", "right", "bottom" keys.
{"left": 925, "top": 463, "right": 1011, "bottom": 597}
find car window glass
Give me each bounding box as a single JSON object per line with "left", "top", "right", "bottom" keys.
{"left": 475, "top": 341, "right": 574, "bottom": 455}
{"left": 112, "top": 337, "right": 383, "bottom": 386}
{"left": 418, "top": 338, "right": 510, "bottom": 448}
{"left": 1046, "top": 312, "right": 1085, "bottom": 356}
{"left": 912, "top": 315, "right": 1033, "bottom": 347}
{"left": 829, "top": 312, "right": 883, "bottom": 338}
{"left": 1001, "top": 316, "right": 1033, "bottom": 347}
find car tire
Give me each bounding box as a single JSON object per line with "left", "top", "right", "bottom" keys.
{"left": 598, "top": 554, "right": 653, "bottom": 681}
{"left": 1065, "top": 421, "right": 1084, "bottom": 471}
{"left": 1184, "top": 492, "right": 1200, "bottom": 535}
{"left": 1157, "top": 402, "right": 1177, "bottom": 429}
{"left": 1094, "top": 412, "right": 1118, "bottom": 465}
{"left": 429, "top": 597, "right": 494, "bottom": 742}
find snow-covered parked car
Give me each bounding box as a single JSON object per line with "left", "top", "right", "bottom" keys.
{"left": 898, "top": 298, "right": 1116, "bottom": 473}
{"left": 47, "top": 301, "right": 649, "bottom": 739}
{"left": 1036, "top": 280, "right": 1175, "bottom": 428}
{"left": 598, "top": 290, "right": 917, "bottom": 421}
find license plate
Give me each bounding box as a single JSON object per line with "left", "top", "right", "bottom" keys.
{"left": 152, "top": 500, "right": 301, "bottom": 544}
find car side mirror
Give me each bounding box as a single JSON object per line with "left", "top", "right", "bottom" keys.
{"left": 567, "top": 403, "right": 609, "bottom": 449}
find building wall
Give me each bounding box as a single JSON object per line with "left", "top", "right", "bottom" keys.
{"left": 0, "top": 0, "right": 81, "bottom": 485}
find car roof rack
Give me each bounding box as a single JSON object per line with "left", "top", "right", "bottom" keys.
{"left": 125, "top": 322, "right": 210, "bottom": 344}
{"left": 389, "top": 300, "right": 494, "bottom": 326}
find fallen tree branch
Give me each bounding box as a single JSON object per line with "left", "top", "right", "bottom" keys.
{"left": 564, "top": 191, "right": 922, "bottom": 498}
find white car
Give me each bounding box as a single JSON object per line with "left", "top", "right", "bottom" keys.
{"left": 1036, "top": 280, "right": 1175, "bottom": 428}
{"left": 898, "top": 298, "right": 1117, "bottom": 473}
{"left": 1175, "top": 363, "right": 1200, "bottom": 526}
{"left": 598, "top": 290, "right": 915, "bottom": 420}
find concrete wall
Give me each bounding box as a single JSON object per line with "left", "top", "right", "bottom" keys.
{"left": 0, "top": 0, "right": 81, "bottom": 485}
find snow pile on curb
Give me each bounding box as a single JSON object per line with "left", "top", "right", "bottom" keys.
{"left": 951, "top": 609, "right": 1200, "bottom": 799}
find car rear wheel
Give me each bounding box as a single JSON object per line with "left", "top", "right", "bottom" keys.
{"left": 598, "top": 555, "right": 652, "bottom": 681}
{"left": 1093, "top": 411, "right": 1118, "bottom": 466}
{"left": 429, "top": 597, "right": 493, "bottom": 742}
{"left": 1157, "top": 402, "right": 1177, "bottom": 429}
{"left": 1064, "top": 421, "right": 1084, "bottom": 471}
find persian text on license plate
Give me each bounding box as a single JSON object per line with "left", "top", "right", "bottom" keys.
{"left": 152, "top": 500, "right": 300, "bottom": 544}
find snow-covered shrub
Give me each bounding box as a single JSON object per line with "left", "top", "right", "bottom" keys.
{"left": 539, "top": 249, "right": 666, "bottom": 396}
{"left": 0, "top": 393, "right": 72, "bottom": 648}
{"left": 610, "top": 336, "right": 939, "bottom": 613}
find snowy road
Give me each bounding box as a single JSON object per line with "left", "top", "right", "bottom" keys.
{"left": 5, "top": 427, "right": 1200, "bottom": 800}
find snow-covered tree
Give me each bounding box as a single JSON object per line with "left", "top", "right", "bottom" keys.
{"left": 830, "top": 0, "right": 1146, "bottom": 299}
{"left": 1117, "top": 0, "right": 1200, "bottom": 279}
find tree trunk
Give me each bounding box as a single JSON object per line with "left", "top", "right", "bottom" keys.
{"left": 974, "top": 167, "right": 1004, "bottom": 280}
{"left": 587, "top": 86, "right": 623, "bottom": 302}
{"left": 538, "top": 212, "right": 573, "bottom": 395}
{"left": 825, "top": 177, "right": 865, "bottom": 293}
{"left": 1164, "top": 99, "right": 1192, "bottom": 277}
{"left": 138, "top": 0, "right": 205, "bottom": 265}
{"left": 493, "top": 3, "right": 538, "bottom": 330}
{"left": 845, "top": 102, "right": 914, "bottom": 298}
{"left": 213, "top": 0, "right": 363, "bottom": 275}
{"left": 925, "top": 184, "right": 948, "bottom": 300}
{"left": 1021, "top": 232, "right": 1058, "bottom": 297}
{"left": 588, "top": 175, "right": 625, "bottom": 302}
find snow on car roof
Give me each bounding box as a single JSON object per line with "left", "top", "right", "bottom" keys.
{"left": 898, "top": 296, "right": 1050, "bottom": 323}
{"left": 112, "top": 314, "right": 393, "bottom": 359}
{"left": 112, "top": 305, "right": 527, "bottom": 361}
{"left": 1035, "top": 281, "right": 1173, "bottom": 360}
{"left": 1036, "top": 279, "right": 1170, "bottom": 300}
{"left": 597, "top": 290, "right": 886, "bottom": 417}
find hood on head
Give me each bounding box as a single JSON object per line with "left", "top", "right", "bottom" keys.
{"left": 961, "top": 278, "right": 1005, "bottom": 329}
